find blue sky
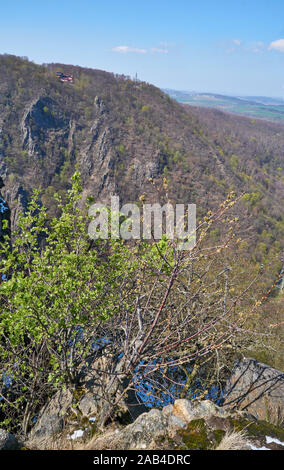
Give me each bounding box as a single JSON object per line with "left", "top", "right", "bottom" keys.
{"left": 1, "top": 0, "right": 284, "bottom": 96}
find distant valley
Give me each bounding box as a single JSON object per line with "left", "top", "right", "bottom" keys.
{"left": 164, "top": 89, "right": 284, "bottom": 123}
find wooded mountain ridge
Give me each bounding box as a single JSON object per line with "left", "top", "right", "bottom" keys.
{"left": 0, "top": 54, "right": 283, "bottom": 265}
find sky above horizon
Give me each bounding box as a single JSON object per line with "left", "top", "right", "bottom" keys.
{"left": 1, "top": 0, "right": 284, "bottom": 97}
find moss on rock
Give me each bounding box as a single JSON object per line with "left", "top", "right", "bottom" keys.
{"left": 178, "top": 419, "right": 212, "bottom": 450}
{"left": 230, "top": 417, "right": 284, "bottom": 441}
{"left": 212, "top": 429, "right": 226, "bottom": 447}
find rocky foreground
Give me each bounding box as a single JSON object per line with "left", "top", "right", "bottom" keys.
{"left": 1, "top": 357, "right": 283, "bottom": 451}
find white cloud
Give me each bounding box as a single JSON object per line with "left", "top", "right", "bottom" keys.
{"left": 150, "top": 47, "right": 168, "bottom": 54}
{"left": 112, "top": 45, "right": 170, "bottom": 55}
{"left": 160, "top": 41, "right": 176, "bottom": 48}
{"left": 218, "top": 38, "right": 267, "bottom": 54}
{"left": 246, "top": 41, "right": 265, "bottom": 54}
{"left": 217, "top": 39, "right": 242, "bottom": 53}
{"left": 268, "top": 39, "right": 284, "bottom": 52}
{"left": 112, "top": 46, "right": 147, "bottom": 54}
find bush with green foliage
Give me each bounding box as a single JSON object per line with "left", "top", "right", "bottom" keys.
{"left": 0, "top": 172, "right": 131, "bottom": 432}
{"left": 0, "top": 173, "right": 278, "bottom": 435}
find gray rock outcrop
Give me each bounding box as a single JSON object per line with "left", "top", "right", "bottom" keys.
{"left": 84, "top": 399, "right": 284, "bottom": 451}
{"left": 223, "top": 357, "right": 284, "bottom": 424}
{"left": 25, "top": 396, "right": 284, "bottom": 450}
{"left": 0, "top": 429, "right": 20, "bottom": 450}
{"left": 29, "top": 389, "right": 73, "bottom": 439}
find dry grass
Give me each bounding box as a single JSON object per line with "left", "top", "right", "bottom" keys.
{"left": 24, "top": 432, "right": 86, "bottom": 450}
{"left": 215, "top": 430, "right": 250, "bottom": 450}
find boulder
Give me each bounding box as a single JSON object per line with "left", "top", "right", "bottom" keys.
{"left": 84, "top": 398, "right": 284, "bottom": 451}
{"left": 172, "top": 399, "right": 229, "bottom": 423}
{"left": 76, "top": 349, "right": 148, "bottom": 423}
{"left": 77, "top": 393, "right": 98, "bottom": 417}
{"left": 0, "top": 429, "right": 20, "bottom": 450}
{"left": 223, "top": 357, "right": 284, "bottom": 424}
{"left": 29, "top": 388, "right": 73, "bottom": 439}
{"left": 85, "top": 408, "right": 169, "bottom": 450}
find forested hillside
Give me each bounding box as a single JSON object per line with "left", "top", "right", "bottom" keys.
{"left": 0, "top": 54, "right": 283, "bottom": 265}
